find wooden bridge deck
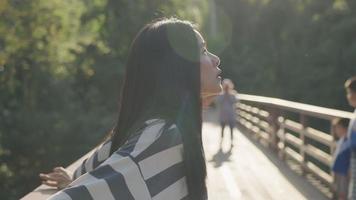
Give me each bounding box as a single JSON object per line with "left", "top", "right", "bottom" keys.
{"left": 203, "top": 109, "right": 329, "bottom": 200}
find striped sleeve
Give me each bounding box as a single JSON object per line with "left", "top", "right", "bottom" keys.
{"left": 72, "top": 140, "right": 113, "bottom": 180}
{"left": 47, "top": 119, "right": 188, "bottom": 200}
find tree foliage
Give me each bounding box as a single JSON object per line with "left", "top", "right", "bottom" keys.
{"left": 1, "top": 0, "right": 356, "bottom": 199}
{"left": 209, "top": 0, "right": 356, "bottom": 109}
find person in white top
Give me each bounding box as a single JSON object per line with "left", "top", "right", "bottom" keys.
{"left": 331, "top": 118, "right": 351, "bottom": 200}
{"left": 344, "top": 76, "right": 356, "bottom": 200}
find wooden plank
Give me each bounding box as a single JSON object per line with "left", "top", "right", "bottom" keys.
{"left": 304, "top": 128, "right": 334, "bottom": 147}
{"left": 259, "top": 130, "right": 270, "bottom": 141}
{"left": 304, "top": 145, "right": 332, "bottom": 166}
{"left": 238, "top": 103, "right": 269, "bottom": 120}
{"left": 259, "top": 110, "right": 270, "bottom": 118}
{"left": 283, "top": 119, "right": 303, "bottom": 134}
{"left": 239, "top": 111, "right": 271, "bottom": 133}
{"left": 306, "top": 162, "right": 333, "bottom": 186}
{"left": 285, "top": 147, "right": 303, "bottom": 163}
{"left": 285, "top": 132, "right": 302, "bottom": 149}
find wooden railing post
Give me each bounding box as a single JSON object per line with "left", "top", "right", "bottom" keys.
{"left": 278, "top": 116, "right": 286, "bottom": 160}
{"left": 300, "top": 114, "right": 308, "bottom": 175}
{"left": 269, "top": 108, "right": 280, "bottom": 150}
{"left": 329, "top": 119, "right": 337, "bottom": 199}
{"left": 329, "top": 119, "right": 336, "bottom": 155}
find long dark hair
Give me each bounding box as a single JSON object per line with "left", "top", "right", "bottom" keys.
{"left": 109, "top": 18, "right": 207, "bottom": 199}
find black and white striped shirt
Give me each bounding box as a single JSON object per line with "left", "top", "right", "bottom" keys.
{"left": 48, "top": 119, "right": 188, "bottom": 200}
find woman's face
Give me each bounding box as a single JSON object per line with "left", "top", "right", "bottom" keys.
{"left": 195, "top": 30, "right": 222, "bottom": 98}
{"left": 346, "top": 88, "right": 356, "bottom": 108}
{"left": 334, "top": 124, "right": 347, "bottom": 139}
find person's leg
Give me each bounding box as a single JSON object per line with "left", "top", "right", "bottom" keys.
{"left": 220, "top": 122, "right": 226, "bottom": 146}
{"left": 339, "top": 175, "right": 348, "bottom": 200}
{"left": 229, "top": 122, "right": 234, "bottom": 147}
{"left": 349, "top": 152, "right": 356, "bottom": 199}
{"left": 229, "top": 123, "right": 234, "bottom": 141}
{"left": 221, "top": 122, "right": 226, "bottom": 138}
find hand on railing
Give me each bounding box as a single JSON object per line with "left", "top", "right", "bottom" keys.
{"left": 39, "top": 167, "right": 72, "bottom": 189}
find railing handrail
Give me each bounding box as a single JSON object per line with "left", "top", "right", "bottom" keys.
{"left": 238, "top": 93, "right": 354, "bottom": 120}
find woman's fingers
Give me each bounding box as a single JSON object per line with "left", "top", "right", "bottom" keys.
{"left": 39, "top": 173, "right": 54, "bottom": 181}
{"left": 39, "top": 172, "right": 66, "bottom": 181}
{"left": 39, "top": 173, "right": 51, "bottom": 181}
{"left": 54, "top": 167, "right": 72, "bottom": 178}
{"left": 42, "top": 180, "right": 59, "bottom": 187}
{"left": 40, "top": 174, "right": 68, "bottom": 188}
{"left": 39, "top": 166, "right": 72, "bottom": 189}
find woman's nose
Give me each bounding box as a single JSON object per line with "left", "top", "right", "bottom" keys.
{"left": 212, "top": 54, "right": 220, "bottom": 67}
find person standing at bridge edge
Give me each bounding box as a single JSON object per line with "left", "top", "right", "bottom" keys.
{"left": 332, "top": 118, "right": 351, "bottom": 200}
{"left": 345, "top": 76, "right": 356, "bottom": 200}
{"left": 39, "top": 18, "right": 223, "bottom": 200}
{"left": 215, "top": 79, "right": 239, "bottom": 147}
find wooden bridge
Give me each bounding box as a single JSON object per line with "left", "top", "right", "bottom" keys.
{"left": 22, "top": 94, "right": 355, "bottom": 200}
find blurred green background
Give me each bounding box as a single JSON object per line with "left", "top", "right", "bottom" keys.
{"left": 0, "top": 0, "right": 355, "bottom": 199}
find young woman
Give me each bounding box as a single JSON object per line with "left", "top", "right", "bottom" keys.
{"left": 40, "top": 18, "right": 222, "bottom": 200}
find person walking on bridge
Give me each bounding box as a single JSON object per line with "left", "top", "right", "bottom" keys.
{"left": 215, "top": 79, "right": 239, "bottom": 148}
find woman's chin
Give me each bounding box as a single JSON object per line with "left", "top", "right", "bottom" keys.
{"left": 211, "top": 85, "right": 223, "bottom": 95}
{"left": 216, "top": 84, "right": 223, "bottom": 93}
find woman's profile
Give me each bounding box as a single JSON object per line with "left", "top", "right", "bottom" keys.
{"left": 39, "top": 18, "right": 222, "bottom": 200}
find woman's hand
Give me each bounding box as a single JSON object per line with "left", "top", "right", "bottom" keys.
{"left": 39, "top": 167, "right": 72, "bottom": 189}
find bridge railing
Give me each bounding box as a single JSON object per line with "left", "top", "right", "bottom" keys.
{"left": 236, "top": 93, "right": 354, "bottom": 197}
{"left": 22, "top": 93, "right": 355, "bottom": 199}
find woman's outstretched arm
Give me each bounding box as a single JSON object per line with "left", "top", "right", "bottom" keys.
{"left": 47, "top": 120, "right": 187, "bottom": 200}
{"left": 39, "top": 140, "right": 112, "bottom": 189}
